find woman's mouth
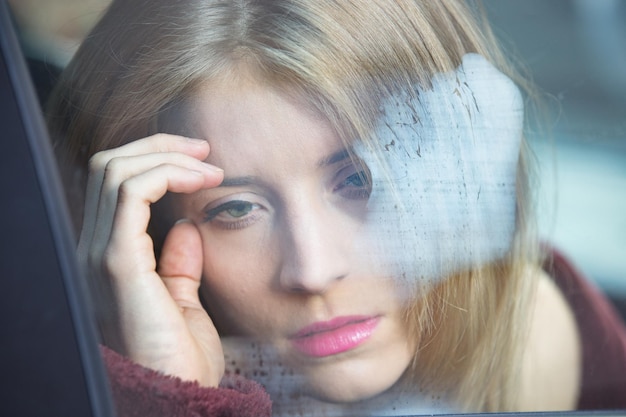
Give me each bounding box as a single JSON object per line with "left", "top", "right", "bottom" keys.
{"left": 290, "top": 316, "right": 380, "bottom": 358}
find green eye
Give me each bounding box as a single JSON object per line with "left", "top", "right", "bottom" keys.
{"left": 204, "top": 200, "right": 258, "bottom": 221}
{"left": 224, "top": 202, "right": 255, "bottom": 218}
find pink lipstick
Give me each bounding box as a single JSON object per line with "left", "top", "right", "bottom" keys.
{"left": 290, "top": 316, "right": 380, "bottom": 357}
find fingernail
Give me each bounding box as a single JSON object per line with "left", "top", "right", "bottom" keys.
{"left": 185, "top": 137, "right": 208, "bottom": 145}
{"left": 203, "top": 163, "right": 224, "bottom": 173}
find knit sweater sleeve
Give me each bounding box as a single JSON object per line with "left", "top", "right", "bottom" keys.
{"left": 100, "top": 346, "right": 272, "bottom": 417}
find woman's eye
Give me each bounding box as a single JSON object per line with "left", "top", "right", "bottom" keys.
{"left": 224, "top": 202, "right": 255, "bottom": 218}
{"left": 203, "top": 200, "right": 262, "bottom": 229}
{"left": 344, "top": 172, "right": 368, "bottom": 188}
{"left": 335, "top": 169, "right": 372, "bottom": 200}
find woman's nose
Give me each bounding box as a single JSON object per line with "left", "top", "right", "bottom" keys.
{"left": 278, "top": 204, "right": 351, "bottom": 294}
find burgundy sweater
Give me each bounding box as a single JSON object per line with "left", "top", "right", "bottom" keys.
{"left": 543, "top": 249, "right": 626, "bottom": 410}
{"left": 102, "top": 250, "right": 626, "bottom": 416}
{"left": 101, "top": 347, "right": 271, "bottom": 417}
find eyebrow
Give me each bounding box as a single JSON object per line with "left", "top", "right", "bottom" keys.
{"left": 218, "top": 148, "right": 353, "bottom": 188}
{"left": 317, "top": 148, "right": 352, "bottom": 168}
{"left": 219, "top": 176, "right": 263, "bottom": 188}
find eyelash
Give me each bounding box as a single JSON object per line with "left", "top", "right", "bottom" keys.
{"left": 334, "top": 167, "right": 372, "bottom": 200}
{"left": 201, "top": 164, "right": 370, "bottom": 230}
{"left": 203, "top": 200, "right": 262, "bottom": 230}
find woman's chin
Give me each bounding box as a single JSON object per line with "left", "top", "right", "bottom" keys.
{"left": 269, "top": 386, "right": 381, "bottom": 417}
{"left": 283, "top": 339, "right": 414, "bottom": 405}
{"left": 307, "top": 385, "right": 381, "bottom": 404}
{"left": 295, "top": 366, "right": 403, "bottom": 405}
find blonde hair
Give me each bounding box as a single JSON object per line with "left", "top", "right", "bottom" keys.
{"left": 48, "top": 0, "right": 538, "bottom": 411}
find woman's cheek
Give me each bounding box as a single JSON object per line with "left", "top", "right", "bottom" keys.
{"left": 199, "top": 236, "right": 279, "bottom": 336}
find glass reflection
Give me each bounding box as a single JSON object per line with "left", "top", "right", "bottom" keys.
{"left": 10, "top": 0, "right": 626, "bottom": 416}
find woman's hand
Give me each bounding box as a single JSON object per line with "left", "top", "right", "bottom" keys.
{"left": 77, "top": 134, "right": 225, "bottom": 387}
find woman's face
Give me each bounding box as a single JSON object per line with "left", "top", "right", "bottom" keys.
{"left": 175, "top": 76, "right": 415, "bottom": 402}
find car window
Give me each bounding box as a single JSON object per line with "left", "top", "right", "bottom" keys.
{"left": 485, "top": 0, "right": 626, "bottom": 314}
{"left": 7, "top": 0, "right": 626, "bottom": 416}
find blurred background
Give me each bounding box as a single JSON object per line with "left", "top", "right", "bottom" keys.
{"left": 7, "top": 0, "right": 626, "bottom": 304}
{"left": 483, "top": 0, "right": 626, "bottom": 305}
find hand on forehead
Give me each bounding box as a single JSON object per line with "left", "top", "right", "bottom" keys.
{"left": 354, "top": 53, "right": 524, "bottom": 289}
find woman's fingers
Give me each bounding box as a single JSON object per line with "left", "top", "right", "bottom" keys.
{"left": 73, "top": 135, "right": 224, "bottom": 386}
{"left": 159, "top": 219, "right": 204, "bottom": 306}
{"left": 76, "top": 134, "right": 227, "bottom": 386}
{"left": 159, "top": 220, "right": 225, "bottom": 386}
{"left": 78, "top": 136, "right": 222, "bottom": 277}
{"left": 91, "top": 154, "right": 220, "bottom": 262}
{"left": 78, "top": 134, "right": 213, "bottom": 264}
{"left": 81, "top": 134, "right": 210, "bottom": 228}
{"left": 104, "top": 163, "right": 218, "bottom": 276}
{"left": 101, "top": 134, "right": 211, "bottom": 158}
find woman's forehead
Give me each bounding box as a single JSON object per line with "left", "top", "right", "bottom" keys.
{"left": 189, "top": 80, "right": 343, "bottom": 170}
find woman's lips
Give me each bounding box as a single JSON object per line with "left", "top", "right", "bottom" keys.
{"left": 290, "top": 316, "right": 380, "bottom": 358}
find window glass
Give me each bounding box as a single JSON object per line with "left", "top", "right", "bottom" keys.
{"left": 8, "top": 0, "right": 626, "bottom": 415}
{"left": 489, "top": 0, "right": 626, "bottom": 302}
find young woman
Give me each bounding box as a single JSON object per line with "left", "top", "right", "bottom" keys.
{"left": 46, "top": 0, "right": 626, "bottom": 416}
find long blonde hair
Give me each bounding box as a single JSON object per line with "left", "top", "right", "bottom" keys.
{"left": 47, "top": 0, "right": 538, "bottom": 411}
